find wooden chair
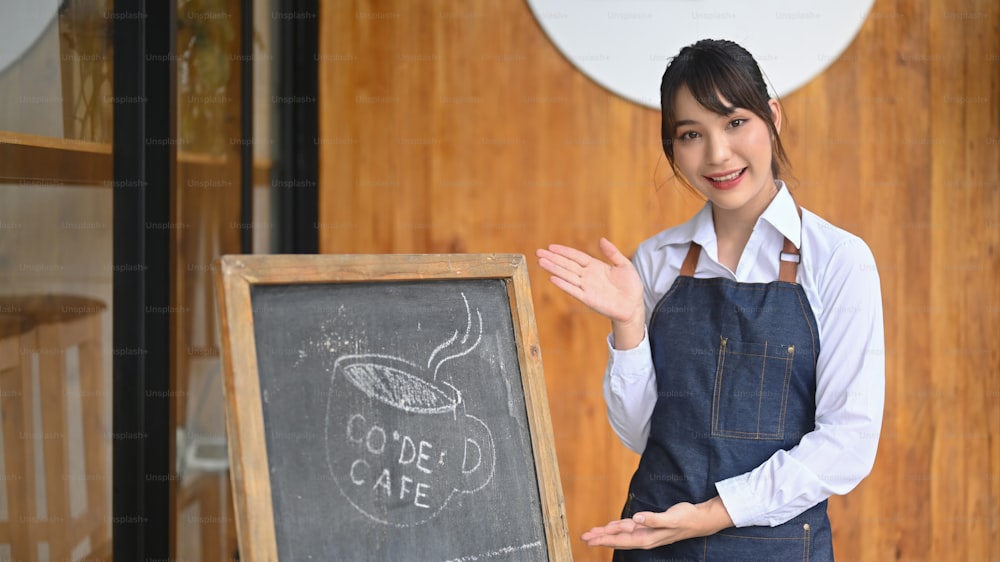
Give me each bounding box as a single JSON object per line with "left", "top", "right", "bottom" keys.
{"left": 0, "top": 295, "right": 110, "bottom": 561}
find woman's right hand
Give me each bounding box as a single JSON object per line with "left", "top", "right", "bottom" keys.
{"left": 536, "top": 238, "right": 646, "bottom": 348}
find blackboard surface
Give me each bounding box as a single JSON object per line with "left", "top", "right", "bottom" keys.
{"left": 251, "top": 279, "right": 545, "bottom": 560}
{"left": 215, "top": 254, "right": 570, "bottom": 562}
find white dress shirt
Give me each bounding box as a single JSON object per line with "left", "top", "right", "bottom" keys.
{"left": 604, "top": 182, "right": 885, "bottom": 528}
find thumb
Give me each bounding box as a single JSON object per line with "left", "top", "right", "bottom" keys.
{"left": 599, "top": 237, "right": 629, "bottom": 267}
{"left": 632, "top": 510, "right": 669, "bottom": 528}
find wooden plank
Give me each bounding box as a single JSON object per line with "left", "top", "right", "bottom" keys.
{"left": 75, "top": 313, "right": 111, "bottom": 550}
{"left": 0, "top": 324, "right": 33, "bottom": 561}
{"left": 215, "top": 256, "right": 278, "bottom": 562}
{"left": 928, "top": 1, "right": 1000, "bottom": 560}
{"left": 35, "top": 322, "right": 70, "bottom": 558}
{"left": 507, "top": 259, "right": 573, "bottom": 559}
{"left": 0, "top": 130, "right": 111, "bottom": 186}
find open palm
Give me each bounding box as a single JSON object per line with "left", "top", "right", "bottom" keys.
{"left": 536, "top": 237, "right": 644, "bottom": 325}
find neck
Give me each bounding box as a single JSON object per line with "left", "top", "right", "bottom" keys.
{"left": 712, "top": 179, "right": 780, "bottom": 244}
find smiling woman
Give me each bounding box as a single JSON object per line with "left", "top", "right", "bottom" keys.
{"left": 537, "top": 38, "right": 885, "bottom": 561}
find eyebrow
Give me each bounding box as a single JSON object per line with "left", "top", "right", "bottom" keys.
{"left": 674, "top": 110, "right": 748, "bottom": 130}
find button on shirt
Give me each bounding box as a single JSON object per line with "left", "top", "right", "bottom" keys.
{"left": 604, "top": 183, "right": 885, "bottom": 528}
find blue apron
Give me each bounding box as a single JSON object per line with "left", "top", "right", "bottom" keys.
{"left": 615, "top": 230, "right": 834, "bottom": 561}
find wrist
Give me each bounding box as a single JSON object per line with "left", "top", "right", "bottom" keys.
{"left": 697, "top": 497, "right": 735, "bottom": 535}
{"left": 610, "top": 312, "right": 645, "bottom": 350}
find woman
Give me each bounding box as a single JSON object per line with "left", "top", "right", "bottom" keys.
{"left": 537, "top": 39, "right": 884, "bottom": 560}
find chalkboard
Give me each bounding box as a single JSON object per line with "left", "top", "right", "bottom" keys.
{"left": 214, "top": 254, "right": 571, "bottom": 561}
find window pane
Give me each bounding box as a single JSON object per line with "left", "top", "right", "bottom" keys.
{"left": 0, "top": 183, "right": 113, "bottom": 561}
{"left": 173, "top": 0, "right": 245, "bottom": 559}
{"left": 0, "top": 0, "right": 113, "bottom": 142}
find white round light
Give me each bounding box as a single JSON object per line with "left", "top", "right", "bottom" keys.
{"left": 0, "top": 0, "right": 59, "bottom": 74}
{"left": 526, "top": 1, "right": 875, "bottom": 108}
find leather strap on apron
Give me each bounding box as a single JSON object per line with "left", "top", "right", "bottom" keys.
{"left": 680, "top": 205, "right": 803, "bottom": 282}
{"left": 679, "top": 239, "right": 799, "bottom": 282}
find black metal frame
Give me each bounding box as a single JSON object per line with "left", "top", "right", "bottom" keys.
{"left": 112, "top": 0, "right": 175, "bottom": 559}
{"left": 240, "top": 0, "right": 254, "bottom": 254}
{"left": 113, "top": 0, "right": 317, "bottom": 558}
{"left": 274, "top": 0, "right": 319, "bottom": 253}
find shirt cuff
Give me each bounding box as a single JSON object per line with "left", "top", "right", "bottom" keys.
{"left": 715, "top": 473, "right": 766, "bottom": 528}
{"left": 606, "top": 329, "right": 651, "bottom": 374}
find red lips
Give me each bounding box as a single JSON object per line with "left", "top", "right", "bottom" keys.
{"left": 703, "top": 167, "right": 747, "bottom": 190}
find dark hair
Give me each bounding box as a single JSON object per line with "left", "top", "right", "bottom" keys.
{"left": 660, "top": 39, "right": 790, "bottom": 181}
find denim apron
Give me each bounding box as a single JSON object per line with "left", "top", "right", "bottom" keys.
{"left": 615, "top": 231, "right": 834, "bottom": 561}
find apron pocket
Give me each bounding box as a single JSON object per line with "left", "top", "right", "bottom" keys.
{"left": 711, "top": 337, "right": 794, "bottom": 440}
{"left": 706, "top": 524, "right": 812, "bottom": 561}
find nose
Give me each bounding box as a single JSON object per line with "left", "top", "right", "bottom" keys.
{"left": 705, "top": 133, "right": 732, "bottom": 166}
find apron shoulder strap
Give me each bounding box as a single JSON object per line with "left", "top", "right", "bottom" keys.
{"left": 680, "top": 200, "right": 804, "bottom": 282}
{"left": 680, "top": 243, "right": 701, "bottom": 277}
{"left": 778, "top": 237, "right": 799, "bottom": 283}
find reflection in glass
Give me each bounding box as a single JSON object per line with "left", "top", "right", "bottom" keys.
{"left": 0, "top": 0, "right": 113, "bottom": 142}
{"left": 0, "top": 183, "right": 113, "bottom": 561}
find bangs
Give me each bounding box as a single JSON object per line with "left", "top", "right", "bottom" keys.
{"left": 660, "top": 47, "right": 772, "bottom": 138}
{"left": 658, "top": 39, "right": 790, "bottom": 181}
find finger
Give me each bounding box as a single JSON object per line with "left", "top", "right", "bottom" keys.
{"left": 583, "top": 527, "right": 656, "bottom": 549}
{"left": 599, "top": 237, "right": 630, "bottom": 267}
{"left": 546, "top": 243, "right": 596, "bottom": 268}
{"left": 584, "top": 533, "right": 628, "bottom": 548}
{"left": 537, "top": 248, "right": 586, "bottom": 276}
{"left": 581, "top": 518, "right": 638, "bottom": 540}
{"left": 547, "top": 274, "right": 586, "bottom": 302}
{"left": 537, "top": 256, "right": 583, "bottom": 285}
{"left": 631, "top": 511, "right": 660, "bottom": 526}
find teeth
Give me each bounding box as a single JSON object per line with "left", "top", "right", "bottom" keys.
{"left": 710, "top": 169, "right": 743, "bottom": 182}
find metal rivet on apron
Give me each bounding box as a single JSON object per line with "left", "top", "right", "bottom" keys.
{"left": 788, "top": 345, "right": 795, "bottom": 353}
{"left": 803, "top": 523, "right": 810, "bottom": 531}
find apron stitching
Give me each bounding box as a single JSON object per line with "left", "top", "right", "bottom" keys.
{"left": 778, "top": 346, "right": 795, "bottom": 438}
{"left": 755, "top": 341, "right": 768, "bottom": 439}
{"left": 791, "top": 288, "right": 819, "bottom": 364}
{"left": 712, "top": 336, "right": 727, "bottom": 435}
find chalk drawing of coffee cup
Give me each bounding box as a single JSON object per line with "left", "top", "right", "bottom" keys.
{"left": 326, "top": 353, "right": 495, "bottom": 527}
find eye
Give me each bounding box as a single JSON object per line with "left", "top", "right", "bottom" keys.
{"left": 729, "top": 118, "right": 748, "bottom": 128}
{"left": 677, "top": 131, "right": 700, "bottom": 142}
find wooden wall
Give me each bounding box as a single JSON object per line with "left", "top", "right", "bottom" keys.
{"left": 318, "top": 1, "right": 999, "bottom": 560}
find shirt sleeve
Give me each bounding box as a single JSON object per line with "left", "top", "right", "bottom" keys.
{"left": 602, "top": 329, "right": 657, "bottom": 454}
{"left": 715, "top": 238, "right": 886, "bottom": 527}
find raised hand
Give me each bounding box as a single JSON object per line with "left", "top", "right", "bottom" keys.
{"left": 536, "top": 238, "right": 645, "bottom": 348}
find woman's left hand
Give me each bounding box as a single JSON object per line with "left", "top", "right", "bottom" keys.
{"left": 581, "top": 497, "right": 734, "bottom": 550}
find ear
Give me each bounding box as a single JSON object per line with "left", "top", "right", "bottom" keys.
{"left": 768, "top": 98, "right": 783, "bottom": 134}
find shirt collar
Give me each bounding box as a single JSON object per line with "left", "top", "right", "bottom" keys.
{"left": 759, "top": 181, "right": 802, "bottom": 249}
{"left": 653, "top": 180, "right": 802, "bottom": 249}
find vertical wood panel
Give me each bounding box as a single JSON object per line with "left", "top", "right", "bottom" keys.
{"left": 319, "top": 1, "right": 1000, "bottom": 559}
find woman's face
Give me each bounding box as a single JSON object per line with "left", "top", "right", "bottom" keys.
{"left": 670, "top": 85, "right": 782, "bottom": 216}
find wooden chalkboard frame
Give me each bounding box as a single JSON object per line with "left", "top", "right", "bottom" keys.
{"left": 214, "top": 253, "right": 572, "bottom": 561}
